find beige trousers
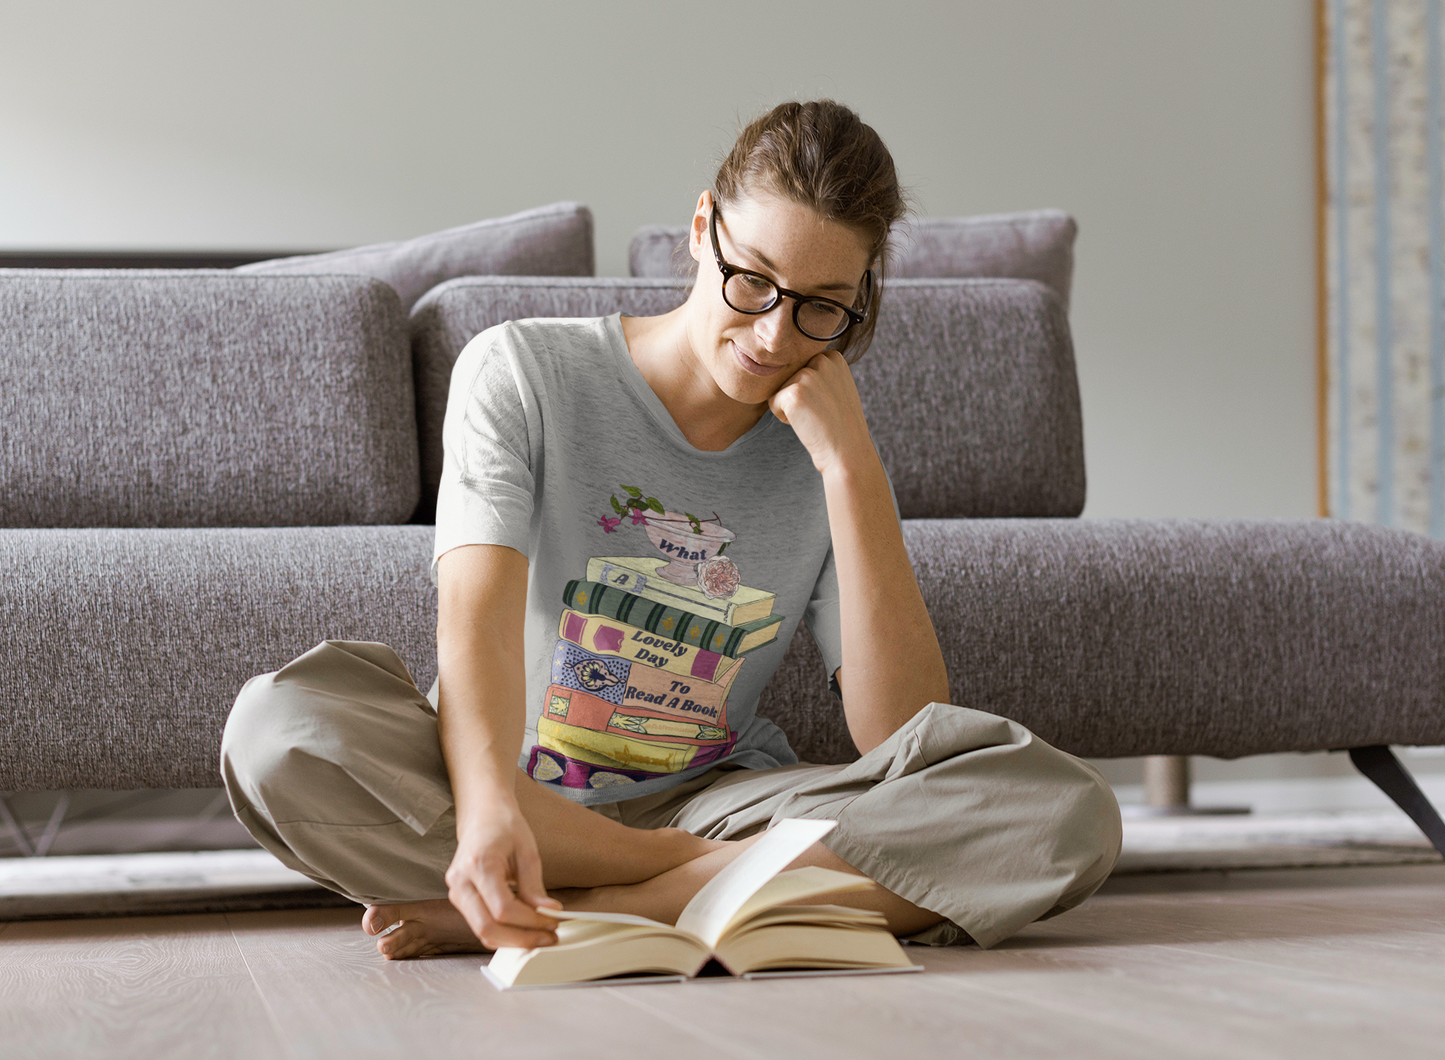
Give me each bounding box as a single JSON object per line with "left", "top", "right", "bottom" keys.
{"left": 220, "top": 640, "right": 1122, "bottom": 949}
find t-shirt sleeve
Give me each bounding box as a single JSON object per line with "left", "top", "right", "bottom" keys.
{"left": 431, "top": 325, "right": 538, "bottom": 583}
{"left": 802, "top": 452, "right": 903, "bottom": 700}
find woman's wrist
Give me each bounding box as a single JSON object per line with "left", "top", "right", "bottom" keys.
{"left": 452, "top": 764, "right": 521, "bottom": 829}
{"left": 819, "top": 441, "right": 887, "bottom": 495}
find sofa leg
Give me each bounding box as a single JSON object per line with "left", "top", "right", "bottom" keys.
{"left": 1129, "top": 755, "right": 1249, "bottom": 817}
{"left": 1143, "top": 754, "right": 1191, "bottom": 810}
{"left": 1348, "top": 746, "right": 1445, "bottom": 857}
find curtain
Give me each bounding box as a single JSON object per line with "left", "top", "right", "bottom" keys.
{"left": 1325, "top": 0, "right": 1445, "bottom": 537}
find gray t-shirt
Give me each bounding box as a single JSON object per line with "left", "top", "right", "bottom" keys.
{"left": 433, "top": 314, "right": 862, "bottom": 805}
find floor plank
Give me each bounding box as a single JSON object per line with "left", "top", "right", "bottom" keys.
{"left": 0, "top": 912, "right": 286, "bottom": 1060}
{"left": 3, "top": 864, "right": 1440, "bottom": 1060}
{"left": 616, "top": 950, "right": 1197, "bottom": 1060}
{"left": 915, "top": 947, "right": 1438, "bottom": 1060}
{"left": 225, "top": 907, "right": 738, "bottom": 1060}
{"left": 918, "top": 868, "right": 1445, "bottom": 1057}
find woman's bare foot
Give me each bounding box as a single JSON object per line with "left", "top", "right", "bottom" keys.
{"left": 362, "top": 900, "right": 486, "bottom": 960}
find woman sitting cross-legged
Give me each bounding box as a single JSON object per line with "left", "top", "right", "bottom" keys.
{"left": 220, "top": 99, "right": 1122, "bottom": 960}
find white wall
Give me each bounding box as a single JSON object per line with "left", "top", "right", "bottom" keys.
{"left": 2, "top": 0, "right": 1317, "bottom": 523}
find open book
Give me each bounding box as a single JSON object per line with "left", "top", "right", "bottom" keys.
{"left": 483, "top": 819, "right": 918, "bottom": 990}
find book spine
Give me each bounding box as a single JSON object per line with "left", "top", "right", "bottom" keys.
{"left": 587, "top": 556, "right": 777, "bottom": 626}
{"left": 556, "top": 609, "right": 741, "bottom": 683}
{"left": 543, "top": 684, "right": 730, "bottom": 744}
{"left": 538, "top": 715, "right": 703, "bottom": 775}
{"left": 563, "top": 580, "right": 779, "bottom": 658}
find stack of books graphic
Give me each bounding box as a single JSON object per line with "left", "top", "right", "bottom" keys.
{"left": 527, "top": 556, "right": 784, "bottom": 792}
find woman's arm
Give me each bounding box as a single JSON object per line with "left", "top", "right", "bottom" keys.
{"left": 770, "top": 351, "right": 951, "bottom": 754}
{"left": 435, "top": 543, "right": 559, "bottom": 948}
{"left": 820, "top": 441, "right": 950, "bottom": 753}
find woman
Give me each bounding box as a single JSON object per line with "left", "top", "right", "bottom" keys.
{"left": 221, "top": 100, "right": 1121, "bottom": 960}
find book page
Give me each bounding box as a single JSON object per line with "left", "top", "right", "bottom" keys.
{"left": 673, "top": 818, "right": 837, "bottom": 948}
{"left": 538, "top": 908, "right": 671, "bottom": 930}
{"left": 725, "top": 866, "right": 876, "bottom": 932}
{"left": 713, "top": 923, "right": 915, "bottom": 977}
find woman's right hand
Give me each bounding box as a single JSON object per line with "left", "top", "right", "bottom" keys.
{"left": 444, "top": 793, "right": 560, "bottom": 950}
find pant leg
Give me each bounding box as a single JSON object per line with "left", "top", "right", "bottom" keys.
{"left": 605, "top": 702, "right": 1122, "bottom": 950}
{"left": 219, "top": 640, "right": 458, "bottom": 905}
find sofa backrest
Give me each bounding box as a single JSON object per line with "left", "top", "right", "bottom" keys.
{"left": 236, "top": 201, "right": 595, "bottom": 312}
{"left": 0, "top": 270, "right": 419, "bottom": 528}
{"left": 629, "top": 209, "right": 1077, "bottom": 312}
{"left": 408, "top": 275, "right": 1084, "bottom": 523}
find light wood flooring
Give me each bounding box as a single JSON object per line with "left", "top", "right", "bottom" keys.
{"left": 2, "top": 863, "right": 1442, "bottom": 1060}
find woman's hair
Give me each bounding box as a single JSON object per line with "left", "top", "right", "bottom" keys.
{"left": 713, "top": 99, "right": 907, "bottom": 363}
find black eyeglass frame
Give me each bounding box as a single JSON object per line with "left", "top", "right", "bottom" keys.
{"left": 708, "top": 204, "right": 871, "bottom": 342}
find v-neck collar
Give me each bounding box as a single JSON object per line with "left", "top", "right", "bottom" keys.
{"left": 604, "top": 313, "right": 778, "bottom": 458}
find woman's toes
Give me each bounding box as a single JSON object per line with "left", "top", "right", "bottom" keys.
{"left": 359, "top": 898, "right": 487, "bottom": 960}
{"left": 362, "top": 904, "right": 399, "bottom": 936}
{"left": 376, "top": 921, "right": 426, "bottom": 959}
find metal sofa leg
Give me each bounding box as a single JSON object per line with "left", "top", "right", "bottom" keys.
{"left": 1348, "top": 746, "right": 1445, "bottom": 857}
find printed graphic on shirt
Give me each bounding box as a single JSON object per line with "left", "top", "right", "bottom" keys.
{"left": 526, "top": 483, "right": 786, "bottom": 792}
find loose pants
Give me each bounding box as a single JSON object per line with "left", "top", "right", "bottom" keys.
{"left": 220, "top": 640, "right": 1122, "bottom": 949}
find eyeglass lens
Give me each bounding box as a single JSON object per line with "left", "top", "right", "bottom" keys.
{"left": 721, "top": 273, "right": 851, "bottom": 340}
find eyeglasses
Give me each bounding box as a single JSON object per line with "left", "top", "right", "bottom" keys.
{"left": 709, "top": 204, "right": 870, "bottom": 342}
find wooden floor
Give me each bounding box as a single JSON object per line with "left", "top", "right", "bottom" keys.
{"left": 2, "top": 863, "right": 1441, "bottom": 1060}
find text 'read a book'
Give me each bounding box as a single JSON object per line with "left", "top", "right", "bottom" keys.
{"left": 481, "top": 819, "right": 921, "bottom": 990}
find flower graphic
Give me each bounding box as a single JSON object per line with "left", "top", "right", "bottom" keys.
{"left": 603, "top": 484, "right": 726, "bottom": 547}
{"left": 607, "top": 484, "right": 665, "bottom": 525}
{"left": 597, "top": 515, "right": 621, "bottom": 533}
{"left": 696, "top": 556, "right": 742, "bottom": 599}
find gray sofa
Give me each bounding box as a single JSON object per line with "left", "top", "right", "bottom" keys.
{"left": 3, "top": 263, "right": 1445, "bottom": 854}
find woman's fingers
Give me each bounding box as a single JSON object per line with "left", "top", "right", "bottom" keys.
{"left": 511, "top": 841, "right": 558, "bottom": 912}
{"left": 444, "top": 799, "right": 558, "bottom": 948}
{"left": 448, "top": 876, "right": 557, "bottom": 950}
{"left": 475, "top": 857, "right": 559, "bottom": 932}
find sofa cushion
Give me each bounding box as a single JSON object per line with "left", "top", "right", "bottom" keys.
{"left": 852, "top": 278, "right": 1083, "bottom": 518}
{"left": 0, "top": 526, "right": 437, "bottom": 789}
{"left": 887, "top": 210, "right": 1077, "bottom": 311}
{"left": 407, "top": 276, "right": 1084, "bottom": 522}
{"left": 628, "top": 209, "right": 1077, "bottom": 311}
{"left": 236, "top": 202, "right": 594, "bottom": 310}
{"left": 627, "top": 224, "right": 697, "bottom": 280}
{"left": 408, "top": 277, "right": 692, "bottom": 523}
{"left": 8, "top": 518, "right": 1437, "bottom": 788}
{"left": 763, "top": 518, "right": 1445, "bottom": 763}
{"left": 0, "top": 271, "right": 419, "bottom": 528}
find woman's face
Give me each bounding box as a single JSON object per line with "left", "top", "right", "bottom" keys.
{"left": 684, "top": 188, "right": 872, "bottom": 409}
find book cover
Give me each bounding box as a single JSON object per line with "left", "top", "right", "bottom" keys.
{"left": 561, "top": 580, "right": 783, "bottom": 658}
{"left": 542, "top": 683, "right": 731, "bottom": 745}
{"left": 587, "top": 556, "right": 777, "bottom": 626}
{"left": 551, "top": 641, "right": 741, "bottom": 720}
{"left": 554, "top": 609, "right": 744, "bottom": 684}
{"left": 536, "top": 713, "right": 721, "bottom": 776}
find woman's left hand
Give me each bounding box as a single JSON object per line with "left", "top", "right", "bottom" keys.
{"left": 768, "top": 350, "right": 875, "bottom": 478}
